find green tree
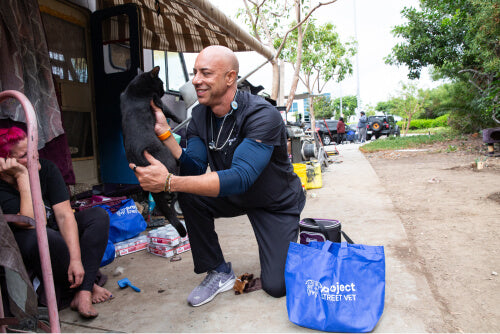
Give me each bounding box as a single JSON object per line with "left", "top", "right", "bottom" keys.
{"left": 278, "top": 18, "right": 356, "bottom": 144}
{"left": 418, "top": 84, "right": 456, "bottom": 119}
{"left": 392, "top": 82, "right": 428, "bottom": 135}
{"left": 375, "top": 100, "right": 397, "bottom": 116}
{"left": 385, "top": 0, "right": 499, "bottom": 131}
{"left": 238, "top": 0, "right": 337, "bottom": 102}
{"left": 332, "top": 95, "right": 357, "bottom": 119}
{"left": 313, "top": 95, "right": 334, "bottom": 119}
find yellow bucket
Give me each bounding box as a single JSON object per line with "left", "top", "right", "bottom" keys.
{"left": 305, "top": 160, "right": 322, "bottom": 189}
{"left": 293, "top": 163, "right": 307, "bottom": 187}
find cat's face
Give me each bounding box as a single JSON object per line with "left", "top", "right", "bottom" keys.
{"left": 132, "top": 66, "right": 165, "bottom": 97}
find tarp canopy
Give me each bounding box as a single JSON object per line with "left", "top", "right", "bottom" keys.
{"left": 99, "top": 0, "right": 274, "bottom": 59}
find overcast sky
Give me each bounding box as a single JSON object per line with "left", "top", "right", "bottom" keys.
{"left": 185, "top": 0, "right": 439, "bottom": 108}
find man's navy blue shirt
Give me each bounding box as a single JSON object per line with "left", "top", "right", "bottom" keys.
{"left": 178, "top": 91, "right": 303, "bottom": 210}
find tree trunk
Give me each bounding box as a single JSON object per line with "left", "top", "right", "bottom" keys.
{"left": 404, "top": 114, "right": 412, "bottom": 136}
{"left": 404, "top": 103, "right": 419, "bottom": 135}
{"left": 286, "top": 0, "right": 303, "bottom": 114}
{"left": 271, "top": 59, "right": 279, "bottom": 101}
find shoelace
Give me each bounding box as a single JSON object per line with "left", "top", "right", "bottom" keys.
{"left": 199, "top": 270, "right": 220, "bottom": 288}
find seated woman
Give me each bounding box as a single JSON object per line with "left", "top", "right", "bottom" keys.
{"left": 0, "top": 126, "right": 111, "bottom": 318}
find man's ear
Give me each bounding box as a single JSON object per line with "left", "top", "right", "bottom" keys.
{"left": 226, "top": 70, "right": 238, "bottom": 86}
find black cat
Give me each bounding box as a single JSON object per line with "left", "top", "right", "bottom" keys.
{"left": 120, "top": 66, "right": 187, "bottom": 237}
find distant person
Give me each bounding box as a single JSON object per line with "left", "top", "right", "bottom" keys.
{"left": 357, "top": 111, "right": 368, "bottom": 143}
{"left": 336, "top": 117, "right": 345, "bottom": 145}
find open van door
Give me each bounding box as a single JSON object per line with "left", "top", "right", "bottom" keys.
{"left": 90, "top": 3, "right": 142, "bottom": 184}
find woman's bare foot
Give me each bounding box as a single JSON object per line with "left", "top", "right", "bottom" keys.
{"left": 92, "top": 284, "right": 113, "bottom": 304}
{"left": 70, "top": 290, "right": 98, "bottom": 319}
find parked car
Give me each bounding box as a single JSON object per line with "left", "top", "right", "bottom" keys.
{"left": 366, "top": 115, "right": 400, "bottom": 139}
{"left": 314, "top": 119, "right": 339, "bottom": 145}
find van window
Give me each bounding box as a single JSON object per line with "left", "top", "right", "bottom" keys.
{"left": 102, "top": 14, "right": 131, "bottom": 74}
{"left": 41, "top": 11, "right": 94, "bottom": 159}
{"left": 152, "top": 50, "right": 188, "bottom": 92}
{"left": 42, "top": 13, "right": 88, "bottom": 82}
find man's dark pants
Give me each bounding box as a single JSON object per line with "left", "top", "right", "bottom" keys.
{"left": 178, "top": 192, "right": 305, "bottom": 297}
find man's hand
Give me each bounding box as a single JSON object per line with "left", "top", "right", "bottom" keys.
{"left": 150, "top": 100, "right": 170, "bottom": 137}
{"left": 68, "top": 259, "right": 85, "bottom": 289}
{"left": 129, "top": 151, "right": 169, "bottom": 193}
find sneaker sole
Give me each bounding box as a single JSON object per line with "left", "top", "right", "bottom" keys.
{"left": 189, "top": 276, "right": 236, "bottom": 307}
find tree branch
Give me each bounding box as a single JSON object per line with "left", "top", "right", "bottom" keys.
{"left": 270, "top": 0, "right": 290, "bottom": 18}
{"left": 298, "top": 73, "right": 307, "bottom": 87}
{"left": 243, "top": 0, "right": 261, "bottom": 42}
{"left": 274, "top": 0, "right": 337, "bottom": 60}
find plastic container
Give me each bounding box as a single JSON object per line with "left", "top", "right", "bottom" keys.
{"left": 293, "top": 163, "right": 307, "bottom": 187}
{"left": 305, "top": 160, "right": 322, "bottom": 189}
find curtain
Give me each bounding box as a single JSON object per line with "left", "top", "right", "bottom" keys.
{"left": 0, "top": 0, "right": 75, "bottom": 184}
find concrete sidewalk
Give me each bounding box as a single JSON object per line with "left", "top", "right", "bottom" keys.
{"left": 60, "top": 144, "right": 442, "bottom": 332}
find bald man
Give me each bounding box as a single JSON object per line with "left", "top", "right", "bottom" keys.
{"left": 132, "top": 45, "right": 305, "bottom": 306}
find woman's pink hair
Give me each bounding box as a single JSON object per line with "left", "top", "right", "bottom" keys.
{"left": 0, "top": 126, "right": 27, "bottom": 158}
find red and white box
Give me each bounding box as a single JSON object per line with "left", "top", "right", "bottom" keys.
{"left": 114, "top": 235, "right": 148, "bottom": 256}
{"left": 147, "top": 225, "right": 185, "bottom": 246}
{"left": 148, "top": 234, "right": 180, "bottom": 246}
{"left": 174, "top": 242, "right": 191, "bottom": 254}
{"left": 147, "top": 243, "right": 175, "bottom": 258}
{"left": 147, "top": 223, "right": 191, "bottom": 258}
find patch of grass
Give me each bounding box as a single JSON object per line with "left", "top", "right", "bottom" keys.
{"left": 446, "top": 144, "right": 457, "bottom": 152}
{"left": 405, "top": 127, "right": 449, "bottom": 135}
{"left": 360, "top": 131, "right": 454, "bottom": 152}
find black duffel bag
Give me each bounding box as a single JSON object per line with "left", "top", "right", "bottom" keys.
{"left": 298, "top": 218, "right": 353, "bottom": 244}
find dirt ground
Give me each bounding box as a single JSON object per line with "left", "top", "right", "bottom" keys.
{"left": 365, "top": 136, "right": 500, "bottom": 332}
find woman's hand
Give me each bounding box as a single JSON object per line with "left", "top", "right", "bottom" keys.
{"left": 130, "top": 151, "right": 169, "bottom": 193}
{"left": 68, "top": 259, "right": 85, "bottom": 289}
{"left": 150, "top": 100, "right": 170, "bottom": 137}
{"left": 0, "top": 157, "right": 28, "bottom": 185}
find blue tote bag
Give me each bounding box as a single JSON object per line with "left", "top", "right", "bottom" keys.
{"left": 285, "top": 240, "right": 385, "bottom": 332}
{"left": 100, "top": 239, "right": 116, "bottom": 267}
{"left": 98, "top": 198, "right": 147, "bottom": 243}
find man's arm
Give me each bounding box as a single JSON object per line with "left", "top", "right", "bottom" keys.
{"left": 136, "top": 138, "right": 273, "bottom": 197}
{"left": 133, "top": 101, "right": 273, "bottom": 197}
{"left": 134, "top": 151, "right": 220, "bottom": 196}
{"left": 216, "top": 139, "right": 273, "bottom": 196}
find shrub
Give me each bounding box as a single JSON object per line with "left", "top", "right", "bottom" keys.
{"left": 431, "top": 114, "right": 449, "bottom": 127}
{"left": 396, "top": 114, "right": 450, "bottom": 129}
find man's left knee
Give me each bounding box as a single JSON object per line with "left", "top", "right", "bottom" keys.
{"left": 262, "top": 278, "right": 286, "bottom": 298}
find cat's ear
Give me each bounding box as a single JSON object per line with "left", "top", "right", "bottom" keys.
{"left": 151, "top": 66, "right": 160, "bottom": 78}
{"left": 137, "top": 68, "right": 143, "bottom": 75}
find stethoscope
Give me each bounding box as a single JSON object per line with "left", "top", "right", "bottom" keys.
{"left": 208, "top": 92, "right": 238, "bottom": 151}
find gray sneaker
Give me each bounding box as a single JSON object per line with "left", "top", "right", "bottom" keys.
{"left": 187, "top": 263, "right": 236, "bottom": 307}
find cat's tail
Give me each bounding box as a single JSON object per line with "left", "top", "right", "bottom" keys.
{"left": 151, "top": 192, "right": 187, "bottom": 237}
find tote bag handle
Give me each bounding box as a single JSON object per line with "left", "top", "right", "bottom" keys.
{"left": 321, "top": 240, "right": 350, "bottom": 253}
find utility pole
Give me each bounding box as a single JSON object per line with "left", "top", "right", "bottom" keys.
{"left": 353, "top": 0, "right": 361, "bottom": 115}
{"left": 339, "top": 83, "right": 343, "bottom": 117}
